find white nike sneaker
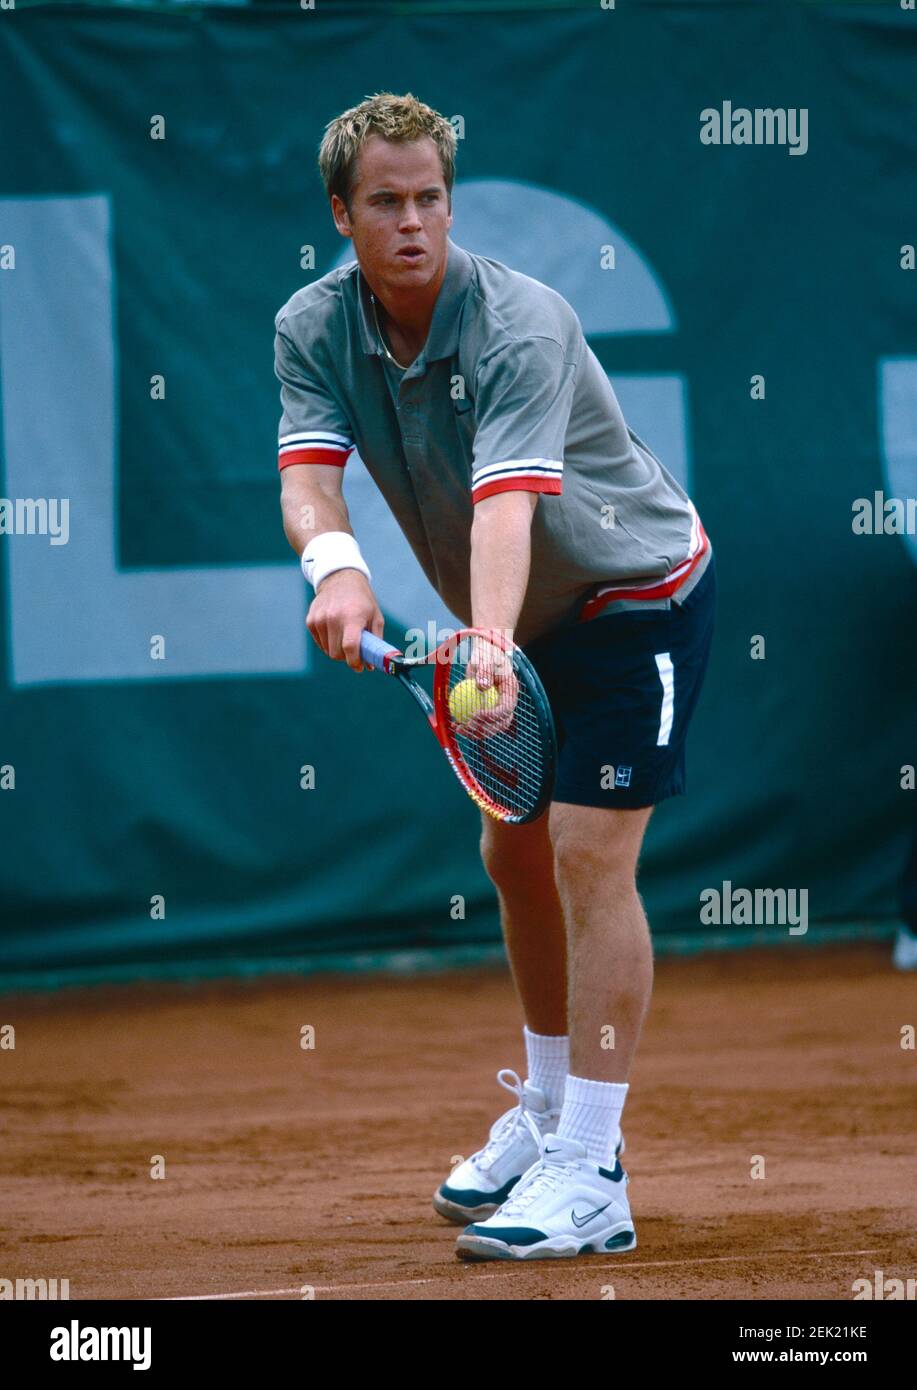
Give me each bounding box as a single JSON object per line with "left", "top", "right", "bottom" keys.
{"left": 455, "top": 1132, "right": 636, "bottom": 1261}
{"left": 433, "top": 1069, "right": 560, "bottom": 1224}
{"left": 893, "top": 927, "right": 917, "bottom": 971}
{"left": 433, "top": 1069, "right": 624, "bottom": 1225}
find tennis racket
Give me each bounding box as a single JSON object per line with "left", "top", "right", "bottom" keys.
{"left": 358, "top": 626, "right": 557, "bottom": 824}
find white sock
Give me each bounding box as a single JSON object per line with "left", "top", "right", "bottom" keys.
{"left": 523, "top": 1025, "right": 568, "bottom": 1111}
{"left": 557, "top": 1073, "right": 628, "bottom": 1167}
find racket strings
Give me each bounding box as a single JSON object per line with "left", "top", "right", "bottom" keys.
{"left": 444, "top": 648, "right": 551, "bottom": 819}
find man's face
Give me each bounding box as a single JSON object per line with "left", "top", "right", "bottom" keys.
{"left": 332, "top": 134, "right": 452, "bottom": 291}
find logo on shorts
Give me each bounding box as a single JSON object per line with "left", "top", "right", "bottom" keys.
{"left": 615, "top": 766, "right": 633, "bottom": 788}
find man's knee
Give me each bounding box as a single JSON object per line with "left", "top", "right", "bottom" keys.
{"left": 479, "top": 815, "right": 552, "bottom": 890}
{"left": 480, "top": 832, "right": 531, "bottom": 889}
{"left": 550, "top": 805, "right": 652, "bottom": 896}
{"left": 553, "top": 840, "right": 637, "bottom": 898}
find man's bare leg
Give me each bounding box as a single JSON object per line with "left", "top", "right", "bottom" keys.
{"left": 479, "top": 809, "right": 567, "bottom": 1035}
{"left": 548, "top": 801, "right": 655, "bottom": 1082}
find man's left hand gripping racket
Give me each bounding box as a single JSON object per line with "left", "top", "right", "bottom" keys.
{"left": 358, "top": 627, "right": 557, "bottom": 824}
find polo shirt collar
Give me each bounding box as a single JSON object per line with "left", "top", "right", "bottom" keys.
{"left": 356, "top": 238, "right": 473, "bottom": 365}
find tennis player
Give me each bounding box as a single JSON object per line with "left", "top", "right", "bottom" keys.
{"left": 276, "top": 92, "right": 716, "bottom": 1262}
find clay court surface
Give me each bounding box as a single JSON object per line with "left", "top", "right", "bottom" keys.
{"left": 1, "top": 942, "right": 915, "bottom": 1302}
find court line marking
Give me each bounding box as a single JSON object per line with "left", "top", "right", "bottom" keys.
{"left": 160, "top": 1248, "right": 884, "bottom": 1299}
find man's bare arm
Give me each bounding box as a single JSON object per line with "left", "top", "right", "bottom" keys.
{"left": 280, "top": 462, "right": 354, "bottom": 556}
{"left": 461, "top": 489, "right": 539, "bottom": 728}
{"left": 279, "top": 463, "right": 384, "bottom": 671}
{"left": 469, "top": 489, "right": 539, "bottom": 639}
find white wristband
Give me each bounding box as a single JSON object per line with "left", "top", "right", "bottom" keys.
{"left": 301, "top": 531, "right": 371, "bottom": 591}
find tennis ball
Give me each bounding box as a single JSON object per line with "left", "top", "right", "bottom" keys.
{"left": 448, "top": 677, "right": 499, "bottom": 725}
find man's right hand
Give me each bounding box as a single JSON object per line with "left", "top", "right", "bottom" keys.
{"left": 305, "top": 569, "right": 385, "bottom": 673}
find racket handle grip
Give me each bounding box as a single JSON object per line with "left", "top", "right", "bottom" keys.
{"left": 359, "top": 630, "right": 403, "bottom": 672}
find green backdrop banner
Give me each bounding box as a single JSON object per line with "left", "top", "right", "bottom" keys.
{"left": 0, "top": 3, "right": 914, "bottom": 981}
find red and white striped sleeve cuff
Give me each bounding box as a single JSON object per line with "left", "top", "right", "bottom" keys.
{"left": 471, "top": 458, "right": 564, "bottom": 504}
{"left": 278, "top": 431, "right": 355, "bottom": 471}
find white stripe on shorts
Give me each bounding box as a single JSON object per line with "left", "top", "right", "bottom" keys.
{"left": 655, "top": 652, "right": 675, "bottom": 746}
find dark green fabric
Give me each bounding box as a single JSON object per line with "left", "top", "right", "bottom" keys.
{"left": 0, "top": 3, "right": 913, "bottom": 980}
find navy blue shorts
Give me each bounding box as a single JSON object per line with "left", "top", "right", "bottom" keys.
{"left": 522, "top": 554, "right": 717, "bottom": 809}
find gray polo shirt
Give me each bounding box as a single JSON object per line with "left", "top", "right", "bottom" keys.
{"left": 275, "top": 238, "right": 711, "bottom": 647}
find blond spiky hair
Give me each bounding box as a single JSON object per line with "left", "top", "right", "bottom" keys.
{"left": 318, "top": 91, "right": 457, "bottom": 213}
